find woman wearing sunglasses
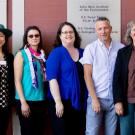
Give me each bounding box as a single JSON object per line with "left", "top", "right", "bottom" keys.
{"left": 14, "top": 26, "right": 47, "bottom": 135}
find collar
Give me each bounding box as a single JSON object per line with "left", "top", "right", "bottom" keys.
{"left": 97, "top": 39, "right": 113, "bottom": 49}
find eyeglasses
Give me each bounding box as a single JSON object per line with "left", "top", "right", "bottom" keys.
{"left": 28, "top": 34, "right": 40, "bottom": 38}
{"left": 61, "top": 31, "right": 74, "bottom": 35}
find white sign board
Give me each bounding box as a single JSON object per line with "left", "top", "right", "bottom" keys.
{"left": 67, "top": 0, "right": 121, "bottom": 48}
{"left": 12, "top": 0, "right": 24, "bottom": 54}
{"left": 0, "top": 0, "right": 7, "bottom": 27}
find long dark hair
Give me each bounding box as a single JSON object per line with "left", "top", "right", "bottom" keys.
{"left": 54, "top": 22, "right": 81, "bottom": 48}
{"left": 1, "top": 34, "right": 9, "bottom": 55}
{"left": 21, "top": 26, "right": 43, "bottom": 50}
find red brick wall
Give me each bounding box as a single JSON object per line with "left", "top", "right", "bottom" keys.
{"left": 121, "top": 0, "right": 135, "bottom": 43}
{"left": 25, "top": 0, "right": 67, "bottom": 54}
{"left": 7, "top": 0, "right": 135, "bottom": 135}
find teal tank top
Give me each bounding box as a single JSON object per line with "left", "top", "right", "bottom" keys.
{"left": 15, "top": 49, "right": 45, "bottom": 101}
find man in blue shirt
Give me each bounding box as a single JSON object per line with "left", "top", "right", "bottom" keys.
{"left": 83, "top": 17, "right": 124, "bottom": 135}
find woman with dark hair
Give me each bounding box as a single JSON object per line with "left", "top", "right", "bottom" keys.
{"left": 14, "top": 26, "right": 47, "bottom": 135}
{"left": 0, "top": 24, "right": 14, "bottom": 135}
{"left": 46, "top": 22, "right": 86, "bottom": 135}
{"left": 113, "top": 20, "right": 135, "bottom": 135}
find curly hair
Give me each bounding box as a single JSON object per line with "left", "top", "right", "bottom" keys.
{"left": 124, "top": 20, "right": 135, "bottom": 45}
{"left": 54, "top": 22, "right": 81, "bottom": 48}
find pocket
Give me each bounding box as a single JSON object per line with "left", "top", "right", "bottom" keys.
{"left": 87, "top": 96, "right": 92, "bottom": 104}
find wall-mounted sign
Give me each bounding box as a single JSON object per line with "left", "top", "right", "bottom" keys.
{"left": 0, "top": 0, "right": 7, "bottom": 27}
{"left": 67, "top": 0, "right": 121, "bottom": 48}
{"left": 12, "top": 0, "right": 24, "bottom": 54}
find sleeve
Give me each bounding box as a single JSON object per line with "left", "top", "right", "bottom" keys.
{"left": 46, "top": 48, "right": 60, "bottom": 81}
{"left": 113, "top": 50, "right": 123, "bottom": 104}
{"left": 83, "top": 45, "right": 94, "bottom": 65}
{"left": 8, "top": 53, "right": 15, "bottom": 106}
{"left": 78, "top": 48, "right": 84, "bottom": 57}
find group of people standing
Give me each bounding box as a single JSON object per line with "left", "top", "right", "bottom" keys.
{"left": 0, "top": 16, "right": 135, "bottom": 135}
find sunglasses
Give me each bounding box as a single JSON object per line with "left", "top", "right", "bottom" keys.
{"left": 28, "top": 34, "right": 40, "bottom": 38}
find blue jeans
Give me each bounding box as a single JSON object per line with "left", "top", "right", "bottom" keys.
{"left": 85, "top": 97, "right": 117, "bottom": 135}
{"left": 120, "top": 103, "right": 135, "bottom": 135}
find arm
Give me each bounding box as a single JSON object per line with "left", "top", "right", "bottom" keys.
{"left": 113, "top": 50, "right": 123, "bottom": 115}
{"left": 46, "top": 48, "right": 64, "bottom": 117}
{"left": 49, "top": 79, "right": 64, "bottom": 118}
{"left": 84, "top": 64, "right": 100, "bottom": 113}
{"left": 14, "top": 52, "right": 30, "bottom": 117}
{"left": 7, "top": 53, "right": 15, "bottom": 106}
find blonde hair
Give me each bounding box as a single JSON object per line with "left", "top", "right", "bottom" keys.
{"left": 124, "top": 20, "right": 135, "bottom": 45}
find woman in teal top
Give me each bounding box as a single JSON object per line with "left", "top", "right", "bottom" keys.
{"left": 14, "top": 26, "right": 47, "bottom": 135}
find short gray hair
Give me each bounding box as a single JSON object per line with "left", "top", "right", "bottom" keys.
{"left": 96, "top": 16, "right": 110, "bottom": 24}
{"left": 95, "top": 17, "right": 111, "bottom": 29}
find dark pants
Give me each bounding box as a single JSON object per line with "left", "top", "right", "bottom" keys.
{"left": 48, "top": 100, "right": 81, "bottom": 135}
{"left": 0, "top": 107, "right": 10, "bottom": 135}
{"left": 120, "top": 103, "right": 135, "bottom": 135}
{"left": 16, "top": 100, "right": 47, "bottom": 135}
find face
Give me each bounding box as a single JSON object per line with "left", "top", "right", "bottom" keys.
{"left": 130, "top": 25, "right": 135, "bottom": 42}
{"left": 95, "top": 20, "right": 112, "bottom": 42}
{"left": 27, "top": 29, "right": 40, "bottom": 47}
{"left": 0, "top": 32, "right": 5, "bottom": 48}
{"left": 60, "top": 25, "right": 75, "bottom": 46}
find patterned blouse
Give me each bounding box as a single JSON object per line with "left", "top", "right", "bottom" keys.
{"left": 0, "top": 58, "right": 9, "bottom": 108}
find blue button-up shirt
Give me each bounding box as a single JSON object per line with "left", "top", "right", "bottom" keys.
{"left": 83, "top": 39, "right": 124, "bottom": 100}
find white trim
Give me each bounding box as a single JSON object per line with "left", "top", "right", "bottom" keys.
{"left": 0, "top": 0, "right": 7, "bottom": 27}
{"left": 12, "top": 1, "right": 24, "bottom": 135}
{"left": 12, "top": 0, "right": 24, "bottom": 54}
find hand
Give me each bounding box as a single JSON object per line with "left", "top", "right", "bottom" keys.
{"left": 115, "top": 102, "right": 123, "bottom": 116}
{"left": 55, "top": 101, "right": 64, "bottom": 118}
{"left": 21, "top": 101, "right": 31, "bottom": 118}
{"left": 92, "top": 98, "right": 101, "bottom": 113}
